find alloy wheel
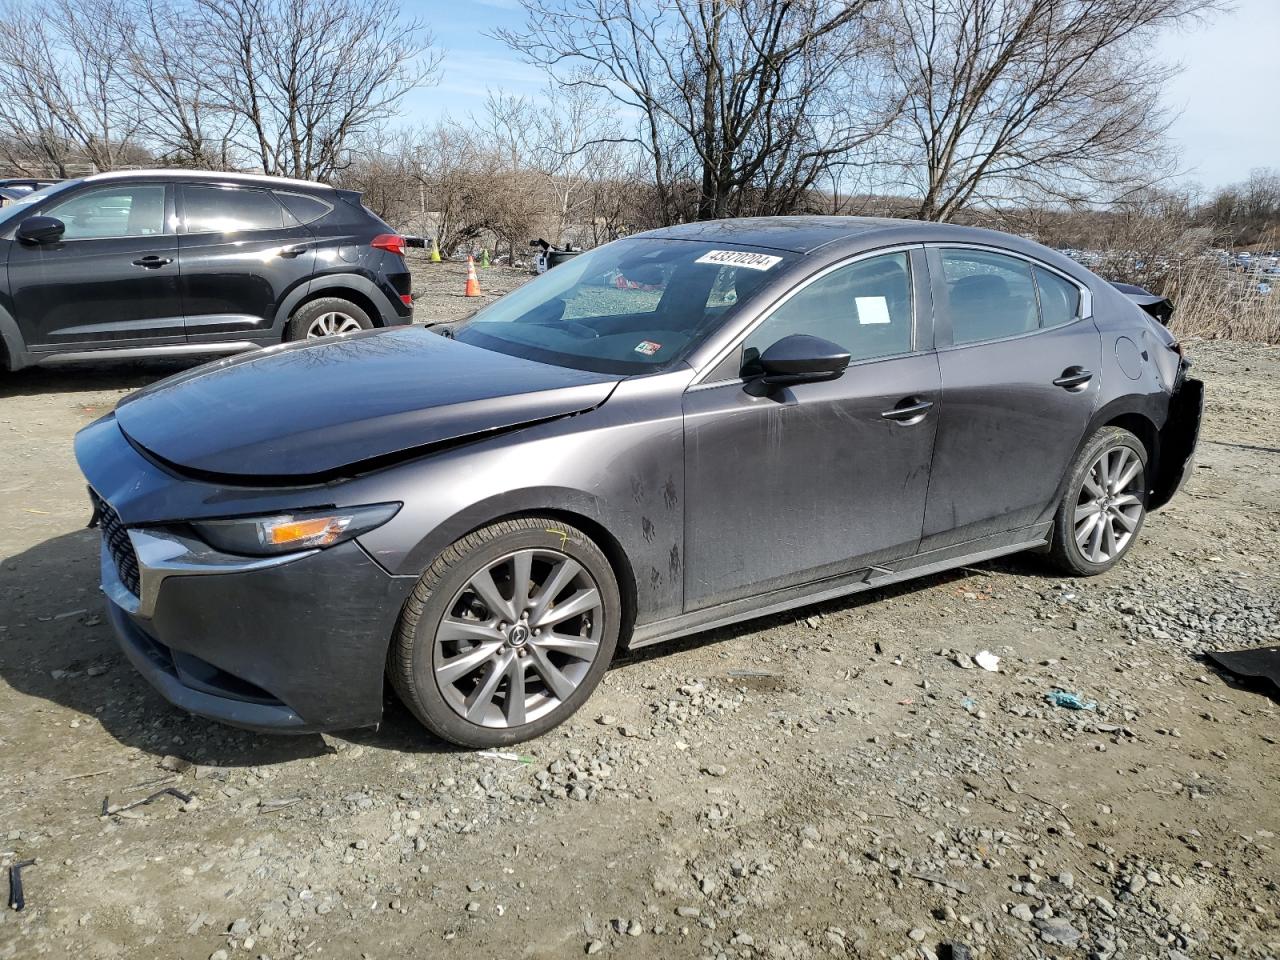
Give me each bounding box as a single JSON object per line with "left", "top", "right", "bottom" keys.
{"left": 1074, "top": 445, "right": 1145, "bottom": 564}
{"left": 432, "top": 549, "right": 604, "bottom": 728}
{"left": 305, "top": 312, "right": 364, "bottom": 338}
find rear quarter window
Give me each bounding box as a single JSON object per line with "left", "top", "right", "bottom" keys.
{"left": 275, "top": 191, "right": 334, "bottom": 226}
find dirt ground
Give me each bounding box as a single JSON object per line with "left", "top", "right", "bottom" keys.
{"left": 1, "top": 263, "right": 1278, "bottom": 960}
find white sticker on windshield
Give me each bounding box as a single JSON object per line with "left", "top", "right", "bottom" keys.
{"left": 855, "top": 296, "right": 891, "bottom": 325}
{"left": 695, "top": 250, "right": 783, "bottom": 271}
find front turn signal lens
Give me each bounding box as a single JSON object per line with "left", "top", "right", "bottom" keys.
{"left": 261, "top": 515, "right": 352, "bottom": 548}
{"left": 193, "top": 503, "right": 401, "bottom": 556}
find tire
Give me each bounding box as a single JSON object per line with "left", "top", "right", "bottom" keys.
{"left": 285, "top": 297, "right": 374, "bottom": 341}
{"left": 389, "top": 517, "right": 621, "bottom": 748}
{"left": 1047, "top": 426, "right": 1149, "bottom": 576}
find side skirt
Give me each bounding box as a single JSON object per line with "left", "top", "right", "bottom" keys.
{"left": 629, "top": 524, "right": 1052, "bottom": 649}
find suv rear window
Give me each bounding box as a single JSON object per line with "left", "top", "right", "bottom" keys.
{"left": 182, "top": 185, "right": 285, "bottom": 233}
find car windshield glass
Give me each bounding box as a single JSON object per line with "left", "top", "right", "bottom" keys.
{"left": 453, "top": 238, "right": 796, "bottom": 374}
{"left": 0, "top": 180, "right": 79, "bottom": 228}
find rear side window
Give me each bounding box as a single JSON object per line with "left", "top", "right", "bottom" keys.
{"left": 276, "top": 191, "right": 333, "bottom": 225}
{"left": 940, "top": 250, "right": 1038, "bottom": 344}
{"left": 182, "top": 185, "right": 285, "bottom": 233}
{"left": 1034, "top": 266, "right": 1081, "bottom": 328}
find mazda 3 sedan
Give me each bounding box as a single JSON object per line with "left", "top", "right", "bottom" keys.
{"left": 75, "top": 217, "right": 1203, "bottom": 747}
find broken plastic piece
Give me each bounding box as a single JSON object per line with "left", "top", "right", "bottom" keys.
{"left": 8, "top": 859, "right": 34, "bottom": 911}
{"left": 1045, "top": 689, "right": 1096, "bottom": 711}
{"left": 975, "top": 651, "right": 1000, "bottom": 672}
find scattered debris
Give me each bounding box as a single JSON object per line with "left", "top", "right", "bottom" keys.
{"left": 1206, "top": 646, "right": 1280, "bottom": 699}
{"left": 1045, "top": 689, "right": 1097, "bottom": 711}
{"left": 475, "top": 751, "right": 533, "bottom": 764}
{"left": 974, "top": 650, "right": 1000, "bottom": 672}
{"left": 101, "top": 787, "right": 194, "bottom": 817}
{"left": 8, "top": 859, "right": 34, "bottom": 911}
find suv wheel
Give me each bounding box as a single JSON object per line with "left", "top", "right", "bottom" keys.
{"left": 389, "top": 517, "right": 621, "bottom": 748}
{"left": 286, "top": 297, "right": 373, "bottom": 341}
{"left": 1047, "top": 426, "right": 1148, "bottom": 575}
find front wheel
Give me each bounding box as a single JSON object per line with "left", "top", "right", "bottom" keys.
{"left": 1047, "top": 426, "right": 1148, "bottom": 575}
{"left": 389, "top": 517, "right": 621, "bottom": 748}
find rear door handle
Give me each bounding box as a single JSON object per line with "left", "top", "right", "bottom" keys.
{"left": 279, "top": 243, "right": 308, "bottom": 258}
{"left": 131, "top": 255, "right": 172, "bottom": 269}
{"left": 881, "top": 397, "right": 934, "bottom": 424}
{"left": 1053, "top": 367, "right": 1093, "bottom": 390}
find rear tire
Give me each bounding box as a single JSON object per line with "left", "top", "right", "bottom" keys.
{"left": 1047, "top": 426, "right": 1148, "bottom": 575}
{"left": 389, "top": 517, "right": 621, "bottom": 748}
{"left": 286, "top": 297, "right": 373, "bottom": 341}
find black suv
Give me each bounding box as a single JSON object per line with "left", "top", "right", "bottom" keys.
{"left": 0, "top": 170, "right": 413, "bottom": 371}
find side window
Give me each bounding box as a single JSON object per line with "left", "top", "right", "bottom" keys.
{"left": 940, "top": 249, "right": 1038, "bottom": 345}
{"left": 742, "top": 252, "right": 913, "bottom": 370}
{"left": 44, "top": 185, "right": 166, "bottom": 240}
{"left": 1034, "top": 266, "right": 1081, "bottom": 328}
{"left": 275, "top": 191, "right": 333, "bottom": 225}
{"left": 182, "top": 185, "right": 285, "bottom": 234}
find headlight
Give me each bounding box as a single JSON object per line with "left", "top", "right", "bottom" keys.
{"left": 191, "top": 503, "right": 401, "bottom": 556}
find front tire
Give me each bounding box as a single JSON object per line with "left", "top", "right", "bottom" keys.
{"left": 1047, "top": 426, "right": 1148, "bottom": 575}
{"left": 389, "top": 517, "right": 621, "bottom": 748}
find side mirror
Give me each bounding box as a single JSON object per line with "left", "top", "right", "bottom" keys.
{"left": 757, "top": 334, "right": 850, "bottom": 386}
{"left": 16, "top": 216, "right": 65, "bottom": 245}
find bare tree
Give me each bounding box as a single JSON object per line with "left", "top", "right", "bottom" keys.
{"left": 0, "top": 0, "right": 143, "bottom": 174}
{"left": 194, "top": 0, "right": 438, "bottom": 180}
{"left": 123, "top": 0, "right": 241, "bottom": 167}
{"left": 499, "top": 0, "right": 895, "bottom": 222}
{"left": 881, "top": 0, "right": 1221, "bottom": 221}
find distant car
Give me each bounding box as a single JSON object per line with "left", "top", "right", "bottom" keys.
{"left": 0, "top": 170, "right": 413, "bottom": 371}
{"left": 76, "top": 216, "right": 1203, "bottom": 747}
{"left": 0, "top": 178, "right": 60, "bottom": 205}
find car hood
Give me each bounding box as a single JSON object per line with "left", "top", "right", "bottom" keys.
{"left": 114, "top": 327, "right": 621, "bottom": 479}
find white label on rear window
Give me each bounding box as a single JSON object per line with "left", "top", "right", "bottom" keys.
{"left": 694, "top": 250, "right": 782, "bottom": 271}
{"left": 855, "top": 296, "right": 891, "bottom": 325}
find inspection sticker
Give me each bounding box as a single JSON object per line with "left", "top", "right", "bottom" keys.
{"left": 634, "top": 340, "right": 663, "bottom": 356}
{"left": 855, "top": 296, "right": 891, "bottom": 324}
{"left": 694, "top": 249, "right": 783, "bottom": 271}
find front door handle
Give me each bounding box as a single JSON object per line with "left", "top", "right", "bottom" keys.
{"left": 131, "top": 255, "right": 173, "bottom": 269}
{"left": 278, "top": 243, "right": 308, "bottom": 258}
{"left": 881, "top": 397, "right": 934, "bottom": 424}
{"left": 1053, "top": 367, "right": 1093, "bottom": 390}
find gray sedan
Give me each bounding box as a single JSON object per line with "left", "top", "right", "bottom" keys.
{"left": 75, "top": 217, "right": 1203, "bottom": 747}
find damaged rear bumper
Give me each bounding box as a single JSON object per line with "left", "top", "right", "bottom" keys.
{"left": 1150, "top": 375, "right": 1205, "bottom": 511}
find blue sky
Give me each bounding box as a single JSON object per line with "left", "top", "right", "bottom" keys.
{"left": 403, "top": 0, "right": 1278, "bottom": 192}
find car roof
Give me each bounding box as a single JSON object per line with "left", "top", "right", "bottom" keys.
{"left": 81, "top": 169, "right": 333, "bottom": 193}
{"left": 634, "top": 215, "right": 1049, "bottom": 257}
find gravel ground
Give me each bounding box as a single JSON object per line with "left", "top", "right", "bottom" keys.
{"left": 0, "top": 264, "right": 1278, "bottom": 959}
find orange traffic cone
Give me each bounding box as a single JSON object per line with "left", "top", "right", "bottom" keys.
{"left": 464, "top": 255, "right": 482, "bottom": 298}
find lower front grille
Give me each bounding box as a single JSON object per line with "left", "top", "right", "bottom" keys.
{"left": 91, "top": 490, "right": 140, "bottom": 597}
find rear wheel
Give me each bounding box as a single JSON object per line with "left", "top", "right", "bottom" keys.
{"left": 389, "top": 517, "right": 621, "bottom": 748}
{"left": 1047, "top": 426, "right": 1148, "bottom": 575}
{"left": 286, "top": 297, "right": 373, "bottom": 341}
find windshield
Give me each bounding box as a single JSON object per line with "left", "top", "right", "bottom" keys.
{"left": 454, "top": 238, "right": 797, "bottom": 374}
{"left": 0, "top": 180, "right": 79, "bottom": 228}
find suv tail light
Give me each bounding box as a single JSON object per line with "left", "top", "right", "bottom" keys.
{"left": 371, "top": 234, "right": 406, "bottom": 257}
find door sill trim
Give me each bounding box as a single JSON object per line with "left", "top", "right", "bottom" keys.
{"left": 629, "top": 524, "right": 1051, "bottom": 649}
{"left": 34, "top": 342, "right": 260, "bottom": 365}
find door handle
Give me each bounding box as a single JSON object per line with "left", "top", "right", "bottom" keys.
{"left": 881, "top": 397, "right": 934, "bottom": 424}
{"left": 131, "top": 255, "right": 172, "bottom": 268}
{"left": 1053, "top": 367, "right": 1093, "bottom": 390}
{"left": 278, "top": 243, "right": 308, "bottom": 258}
